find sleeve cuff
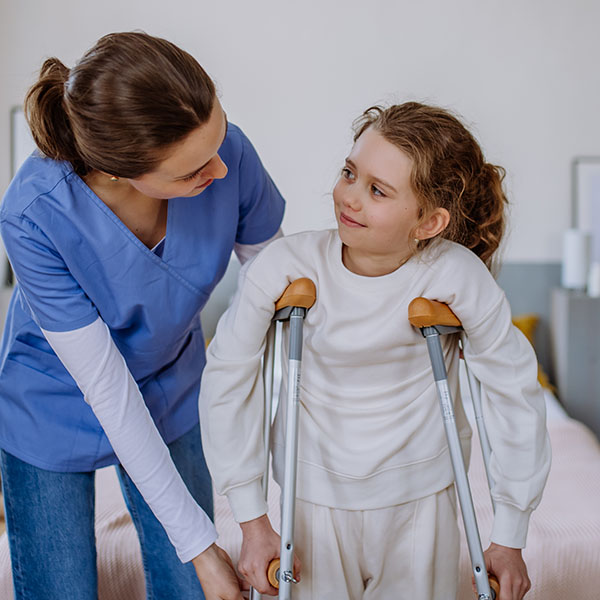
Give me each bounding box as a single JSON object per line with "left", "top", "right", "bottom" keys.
{"left": 176, "top": 516, "right": 219, "bottom": 563}
{"left": 226, "top": 479, "right": 269, "bottom": 524}
{"left": 490, "top": 502, "right": 533, "bottom": 549}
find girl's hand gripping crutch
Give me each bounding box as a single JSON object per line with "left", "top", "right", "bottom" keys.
{"left": 250, "top": 278, "right": 316, "bottom": 600}
{"left": 408, "top": 298, "right": 501, "bottom": 600}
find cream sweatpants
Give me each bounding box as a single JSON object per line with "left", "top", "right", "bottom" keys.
{"left": 292, "top": 486, "right": 460, "bottom": 600}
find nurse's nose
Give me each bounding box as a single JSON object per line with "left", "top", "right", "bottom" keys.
{"left": 207, "top": 154, "right": 228, "bottom": 180}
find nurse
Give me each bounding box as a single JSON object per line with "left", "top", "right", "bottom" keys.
{"left": 0, "top": 32, "right": 284, "bottom": 600}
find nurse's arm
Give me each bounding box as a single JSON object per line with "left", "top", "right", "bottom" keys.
{"left": 233, "top": 228, "right": 283, "bottom": 264}
{"left": 41, "top": 317, "right": 217, "bottom": 564}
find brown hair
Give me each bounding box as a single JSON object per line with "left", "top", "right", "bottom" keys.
{"left": 24, "top": 31, "right": 216, "bottom": 177}
{"left": 353, "top": 102, "right": 507, "bottom": 270}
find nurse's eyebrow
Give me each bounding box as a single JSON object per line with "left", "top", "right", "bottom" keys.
{"left": 176, "top": 116, "right": 229, "bottom": 180}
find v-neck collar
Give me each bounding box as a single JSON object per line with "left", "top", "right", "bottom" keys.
{"left": 71, "top": 173, "right": 207, "bottom": 295}
{"left": 70, "top": 170, "right": 172, "bottom": 263}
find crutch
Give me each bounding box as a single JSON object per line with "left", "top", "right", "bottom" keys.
{"left": 408, "top": 297, "right": 500, "bottom": 600}
{"left": 250, "top": 278, "right": 316, "bottom": 600}
{"left": 460, "top": 339, "right": 495, "bottom": 509}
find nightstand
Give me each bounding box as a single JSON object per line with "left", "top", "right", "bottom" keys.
{"left": 550, "top": 288, "right": 600, "bottom": 438}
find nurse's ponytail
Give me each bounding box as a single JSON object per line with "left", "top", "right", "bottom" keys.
{"left": 23, "top": 32, "right": 216, "bottom": 177}
{"left": 25, "top": 58, "right": 87, "bottom": 174}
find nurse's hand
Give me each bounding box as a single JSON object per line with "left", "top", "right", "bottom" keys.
{"left": 192, "top": 543, "right": 244, "bottom": 600}
{"left": 238, "top": 514, "right": 301, "bottom": 596}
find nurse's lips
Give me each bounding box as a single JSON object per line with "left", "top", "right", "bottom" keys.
{"left": 340, "top": 212, "right": 365, "bottom": 227}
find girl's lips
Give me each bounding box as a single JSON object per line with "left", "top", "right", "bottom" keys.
{"left": 340, "top": 212, "right": 365, "bottom": 228}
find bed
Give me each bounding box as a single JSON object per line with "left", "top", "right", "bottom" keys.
{"left": 0, "top": 386, "right": 598, "bottom": 599}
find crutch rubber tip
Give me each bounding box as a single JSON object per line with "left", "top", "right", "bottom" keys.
{"left": 275, "top": 278, "right": 317, "bottom": 311}
{"left": 407, "top": 297, "right": 462, "bottom": 328}
{"left": 267, "top": 558, "right": 280, "bottom": 589}
{"left": 489, "top": 574, "right": 500, "bottom": 599}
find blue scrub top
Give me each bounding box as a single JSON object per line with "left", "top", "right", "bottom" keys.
{"left": 0, "top": 123, "right": 284, "bottom": 472}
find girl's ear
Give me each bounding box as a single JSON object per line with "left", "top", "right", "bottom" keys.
{"left": 414, "top": 207, "right": 450, "bottom": 241}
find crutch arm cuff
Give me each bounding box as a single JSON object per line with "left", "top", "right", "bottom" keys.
{"left": 226, "top": 479, "right": 269, "bottom": 524}
{"left": 490, "top": 502, "right": 532, "bottom": 549}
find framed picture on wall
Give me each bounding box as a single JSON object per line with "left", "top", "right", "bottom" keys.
{"left": 3, "top": 108, "right": 37, "bottom": 286}
{"left": 10, "top": 106, "right": 36, "bottom": 177}
{"left": 572, "top": 156, "right": 600, "bottom": 262}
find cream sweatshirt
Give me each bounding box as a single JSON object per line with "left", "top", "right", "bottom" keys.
{"left": 199, "top": 230, "right": 551, "bottom": 549}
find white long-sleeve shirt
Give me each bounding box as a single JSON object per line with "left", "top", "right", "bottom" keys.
{"left": 199, "top": 229, "right": 551, "bottom": 549}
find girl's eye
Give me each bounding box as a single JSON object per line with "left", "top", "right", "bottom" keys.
{"left": 341, "top": 167, "right": 355, "bottom": 181}
{"left": 371, "top": 184, "right": 384, "bottom": 197}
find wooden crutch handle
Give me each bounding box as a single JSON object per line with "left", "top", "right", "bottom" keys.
{"left": 489, "top": 574, "right": 500, "bottom": 598}
{"left": 265, "top": 558, "right": 299, "bottom": 589}
{"left": 275, "top": 278, "right": 317, "bottom": 311}
{"left": 266, "top": 558, "right": 280, "bottom": 588}
{"left": 268, "top": 557, "right": 498, "bottom": 595}
{"left": 407, "top": 297, "right": 462, "bottom": 328}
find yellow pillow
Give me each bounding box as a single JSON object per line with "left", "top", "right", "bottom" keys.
{"left": 512, "top": 314, "right": 554, "bottom": 391}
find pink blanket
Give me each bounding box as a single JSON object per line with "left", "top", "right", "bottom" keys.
{"left": 458, "top": 417, "right": 600, "bottom": 599}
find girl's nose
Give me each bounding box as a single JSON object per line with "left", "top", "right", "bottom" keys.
{"left": 208, "top": 154, "right": 228, "bottom": 180}
{"left": 342, "top": 190, "right": 361, "bottom": 211}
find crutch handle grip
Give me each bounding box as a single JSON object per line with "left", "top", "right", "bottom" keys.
{"left": 408, "top": 297, "right": 462, "bottom": 328}
{"left": 266, "top": 557, "right": 299, "bottom": 588}
{"left": 489, "top": 574, "right": 500, "bottom": 598}
{"left": 275, "top": 278, "right": 317, "bottom": 311}
{"left": 267, "top": 558, "right": 280, "bottom": 588}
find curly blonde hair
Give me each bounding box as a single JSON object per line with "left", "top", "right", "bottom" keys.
{"left": 353, "top": 102, "right": 508, "bottom": 270}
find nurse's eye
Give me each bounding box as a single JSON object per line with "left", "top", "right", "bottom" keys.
{"left": 341, "top": 167, "right": 355, "bottom": 181}
{"left": 181, "top": 169, "right": 202, "bottom": 182}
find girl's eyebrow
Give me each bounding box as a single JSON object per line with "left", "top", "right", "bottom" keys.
{"left": 176, "top": 117, "right": 229, "bottom": 180}
{"left": 345, "top": 158, "right": 398, "bottom": 194}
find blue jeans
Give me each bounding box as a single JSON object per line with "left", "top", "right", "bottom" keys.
{"left": 0, "top": 424, "right": 214, "bottom": 600}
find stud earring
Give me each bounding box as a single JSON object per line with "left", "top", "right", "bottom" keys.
{"left": 414, "top": 238, "right": 420, "bottom": 244}
{"left": 109, "top": 176, "right": 119, "bottom": 182}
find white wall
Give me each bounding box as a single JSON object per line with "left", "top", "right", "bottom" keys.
{"left": 1, "top": 0, "right": 599, "bottom": 261}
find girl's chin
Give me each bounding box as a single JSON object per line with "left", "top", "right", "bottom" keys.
{"left": 337, "top": 226, "right": 364, "bottom": 248}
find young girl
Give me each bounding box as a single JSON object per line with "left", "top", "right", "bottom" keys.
{"left": 199, "top": 102, "right": 551, "bottom": 600}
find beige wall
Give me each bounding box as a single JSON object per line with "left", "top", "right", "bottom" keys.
{"left": 1, "top": 0, "right": 600, "bottom": 261}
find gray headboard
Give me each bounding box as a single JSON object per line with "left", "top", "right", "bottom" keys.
{"left": 497, "top": 262, "right": 561, "bottom": 383}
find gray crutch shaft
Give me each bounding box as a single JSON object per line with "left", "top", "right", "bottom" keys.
{"left": 261, "top": 278, "right": 316, "bottom": 598}
{"left": 423, "top": 327, "right": 495, "bottom": 600}
{"left": 261, "top": 325, "right": 276, "bottom": 498}
{"left": 251, "top": 326, "right": 278, "bottom": 600}
{"left": 460, "top": 341, "right": 495, "bottom": 510}
{"left": 278, "top": 308, "right": 304, "bottom": 599}
{"left": 408, "top": 297, "right": 498, "bottom": 598}
{"left": 252, "top": 313, "right": 304, "bottom": 600}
